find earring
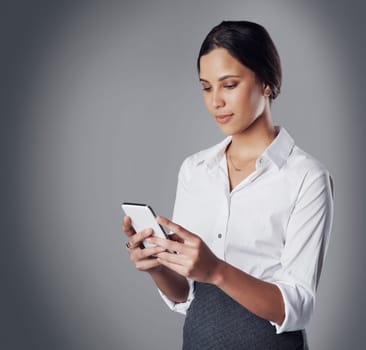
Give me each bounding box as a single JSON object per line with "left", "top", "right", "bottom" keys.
{"left": 264, "top": 87, "right": 271, "bottom": 97}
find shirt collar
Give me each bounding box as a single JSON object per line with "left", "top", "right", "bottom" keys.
{"left": 263, "top": 126, "right": 295, "bottom": 169}
{"left": 194, "top": 126, "right": 295, "bottom": 171}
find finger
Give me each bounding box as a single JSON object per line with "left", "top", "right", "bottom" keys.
{"left": 129, "top": 228, "right": 154, "bottom": 248}
{"left": 156, "top": 216, "right": 196, "bottom": 241}
{"left": 156, "top": 251, "right": 187, "bottom": 266}
{"left": 130, "top": 246, "right": 166, "bottom": 262}
{"left": 146, "top": 235, "right": 187, "bottom": 254}
{"left": 157, "top": 257, "right": 187, "bottom": 277}
{"left": 135, "top": 258, "right": 161, "bottom": 272}
{"left": 168, "top": 233, "right": 184, "bottom": 243}
{"left": 122, "top": 216, "right": 136, "bottom": 237}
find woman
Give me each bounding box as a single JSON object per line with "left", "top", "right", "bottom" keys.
{"left": 123, "top": 21, "right": 333, "bottom": 349}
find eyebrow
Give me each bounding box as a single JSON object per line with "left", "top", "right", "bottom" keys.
{"left": 199, "top": 74, "right": 242, "bottom": 83}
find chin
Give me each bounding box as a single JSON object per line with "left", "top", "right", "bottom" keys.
{"left": 217, "top": 126, "right": 234, "bottom": 136}
{"left": 217, "top": 124, "right": 246, "bottom": 136}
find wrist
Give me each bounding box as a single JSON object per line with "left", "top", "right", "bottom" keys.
{"left": 147, "top": 265, "right": 164, "bottom": 276}
{"left": 209, "top": 259, "right": 226, "bottom": 286}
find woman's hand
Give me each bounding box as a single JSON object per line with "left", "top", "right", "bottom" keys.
{"left": 122, "top": 216, "right": 166, "bottom": 273}
{"left": 146, "top": 216, "right": 222, "bottom": 284}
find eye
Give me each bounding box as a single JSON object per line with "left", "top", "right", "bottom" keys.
{"left": 201, "top": 86, "right": 212, "bottom": 92}
{"left": 224, "top": 82, "right": 238, "bottom": 89}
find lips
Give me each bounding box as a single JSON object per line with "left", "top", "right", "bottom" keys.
{"left": 215, "top": 113, "right": 233, "bottom": 124}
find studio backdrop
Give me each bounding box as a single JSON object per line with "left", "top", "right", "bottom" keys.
{"left": 2, "top": 1, "right": 365, "bottom": 349}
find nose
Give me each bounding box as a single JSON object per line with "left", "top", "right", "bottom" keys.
{"left": 211, "top": 89, "right": 225, "bottom": 109}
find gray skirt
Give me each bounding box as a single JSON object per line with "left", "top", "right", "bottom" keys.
{"left": 183, "top": 282, "right": 308, "bottom": 350}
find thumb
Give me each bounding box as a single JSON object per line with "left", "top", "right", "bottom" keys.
{"left": 156, "top": 216, "right": 195, "bottom": 241}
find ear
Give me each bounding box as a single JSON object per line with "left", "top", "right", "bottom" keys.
{"left": 262, "top": 83, "right": 272, "bottom": 97}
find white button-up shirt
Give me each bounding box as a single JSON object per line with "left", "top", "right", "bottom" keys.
{"left": 159, "top": 126, "right": 334, "bottom": 334}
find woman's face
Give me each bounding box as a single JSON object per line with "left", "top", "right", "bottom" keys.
{"left": 199, "top": 48, "right": 268, "bottom": 136}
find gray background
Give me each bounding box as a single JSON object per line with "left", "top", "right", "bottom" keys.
{"left": 2, "top": 1, "right": 365, "bottom": 349}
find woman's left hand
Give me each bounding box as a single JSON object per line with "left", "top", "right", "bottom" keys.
{"left": 145, "top": 216, "right": 222, "bottom": 284}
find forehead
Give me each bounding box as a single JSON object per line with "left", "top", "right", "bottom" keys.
{"left": 199, "top": 48, "right": 253, "bottom": 79}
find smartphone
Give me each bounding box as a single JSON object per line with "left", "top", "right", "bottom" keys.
{"left": 121, "top": 202, "right": 168, "bottom": 248}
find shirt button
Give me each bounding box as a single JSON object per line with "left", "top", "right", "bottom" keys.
{"left": 218, "top": 233, "right": 222, "bottom": 239}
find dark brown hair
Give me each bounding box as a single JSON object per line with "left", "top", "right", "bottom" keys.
{"left": 197, "top": 21, "right": 282, "bottom": 101}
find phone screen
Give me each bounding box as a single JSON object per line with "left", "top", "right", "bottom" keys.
{"left": 121, "top": 202, "right": 167, "bottom": 248}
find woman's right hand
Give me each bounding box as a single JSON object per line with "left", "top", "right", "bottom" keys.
{"left": 122, "top": 216, "right": 166, "bottom": 273}
{"left": 123, "top": 215, "right": 190, "bottom": 303}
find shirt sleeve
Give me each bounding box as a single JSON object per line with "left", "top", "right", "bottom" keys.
{"left": 270, "top": 167, "right": 334, "bottom": 333}
{"left": 157, "top": 157, "right": 197, "bottom": 314}
{"left": 158, "top": 278, "right": 195, "bottom": 314}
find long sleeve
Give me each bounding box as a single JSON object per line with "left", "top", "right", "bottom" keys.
{"left": 269, "top": 168, "right": 334, "bottom": 333}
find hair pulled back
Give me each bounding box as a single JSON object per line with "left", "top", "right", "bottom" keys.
{"left": 197, "top": 21, "right": 282, "bottom": 101}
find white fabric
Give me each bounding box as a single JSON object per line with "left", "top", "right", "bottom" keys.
{"left": 158, "top": 126, "right": 334, "bottom": 333}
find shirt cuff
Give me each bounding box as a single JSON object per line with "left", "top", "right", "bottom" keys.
{"left": 158, "top": 278, "right": 195, "bottom": 315}
{"left": 270, "top": 280, "right": 315, "bottom": 334}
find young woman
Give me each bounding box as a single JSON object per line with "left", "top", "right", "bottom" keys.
{"left": 123, "top": 21, "right": 333, "bottom": 349}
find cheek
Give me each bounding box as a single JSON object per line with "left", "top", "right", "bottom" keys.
{"left": 253, "top": 94, "right": 266, "bottom": 115}
{"left": 245, "top": 87, "right": 265, "bottom": 113}
{"left": 226, "top": 89, "right": 250, "bottom": 112}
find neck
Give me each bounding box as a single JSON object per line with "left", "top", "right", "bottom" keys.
{"left": 229, "top": 109, "right": 276, "bottom": 160}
